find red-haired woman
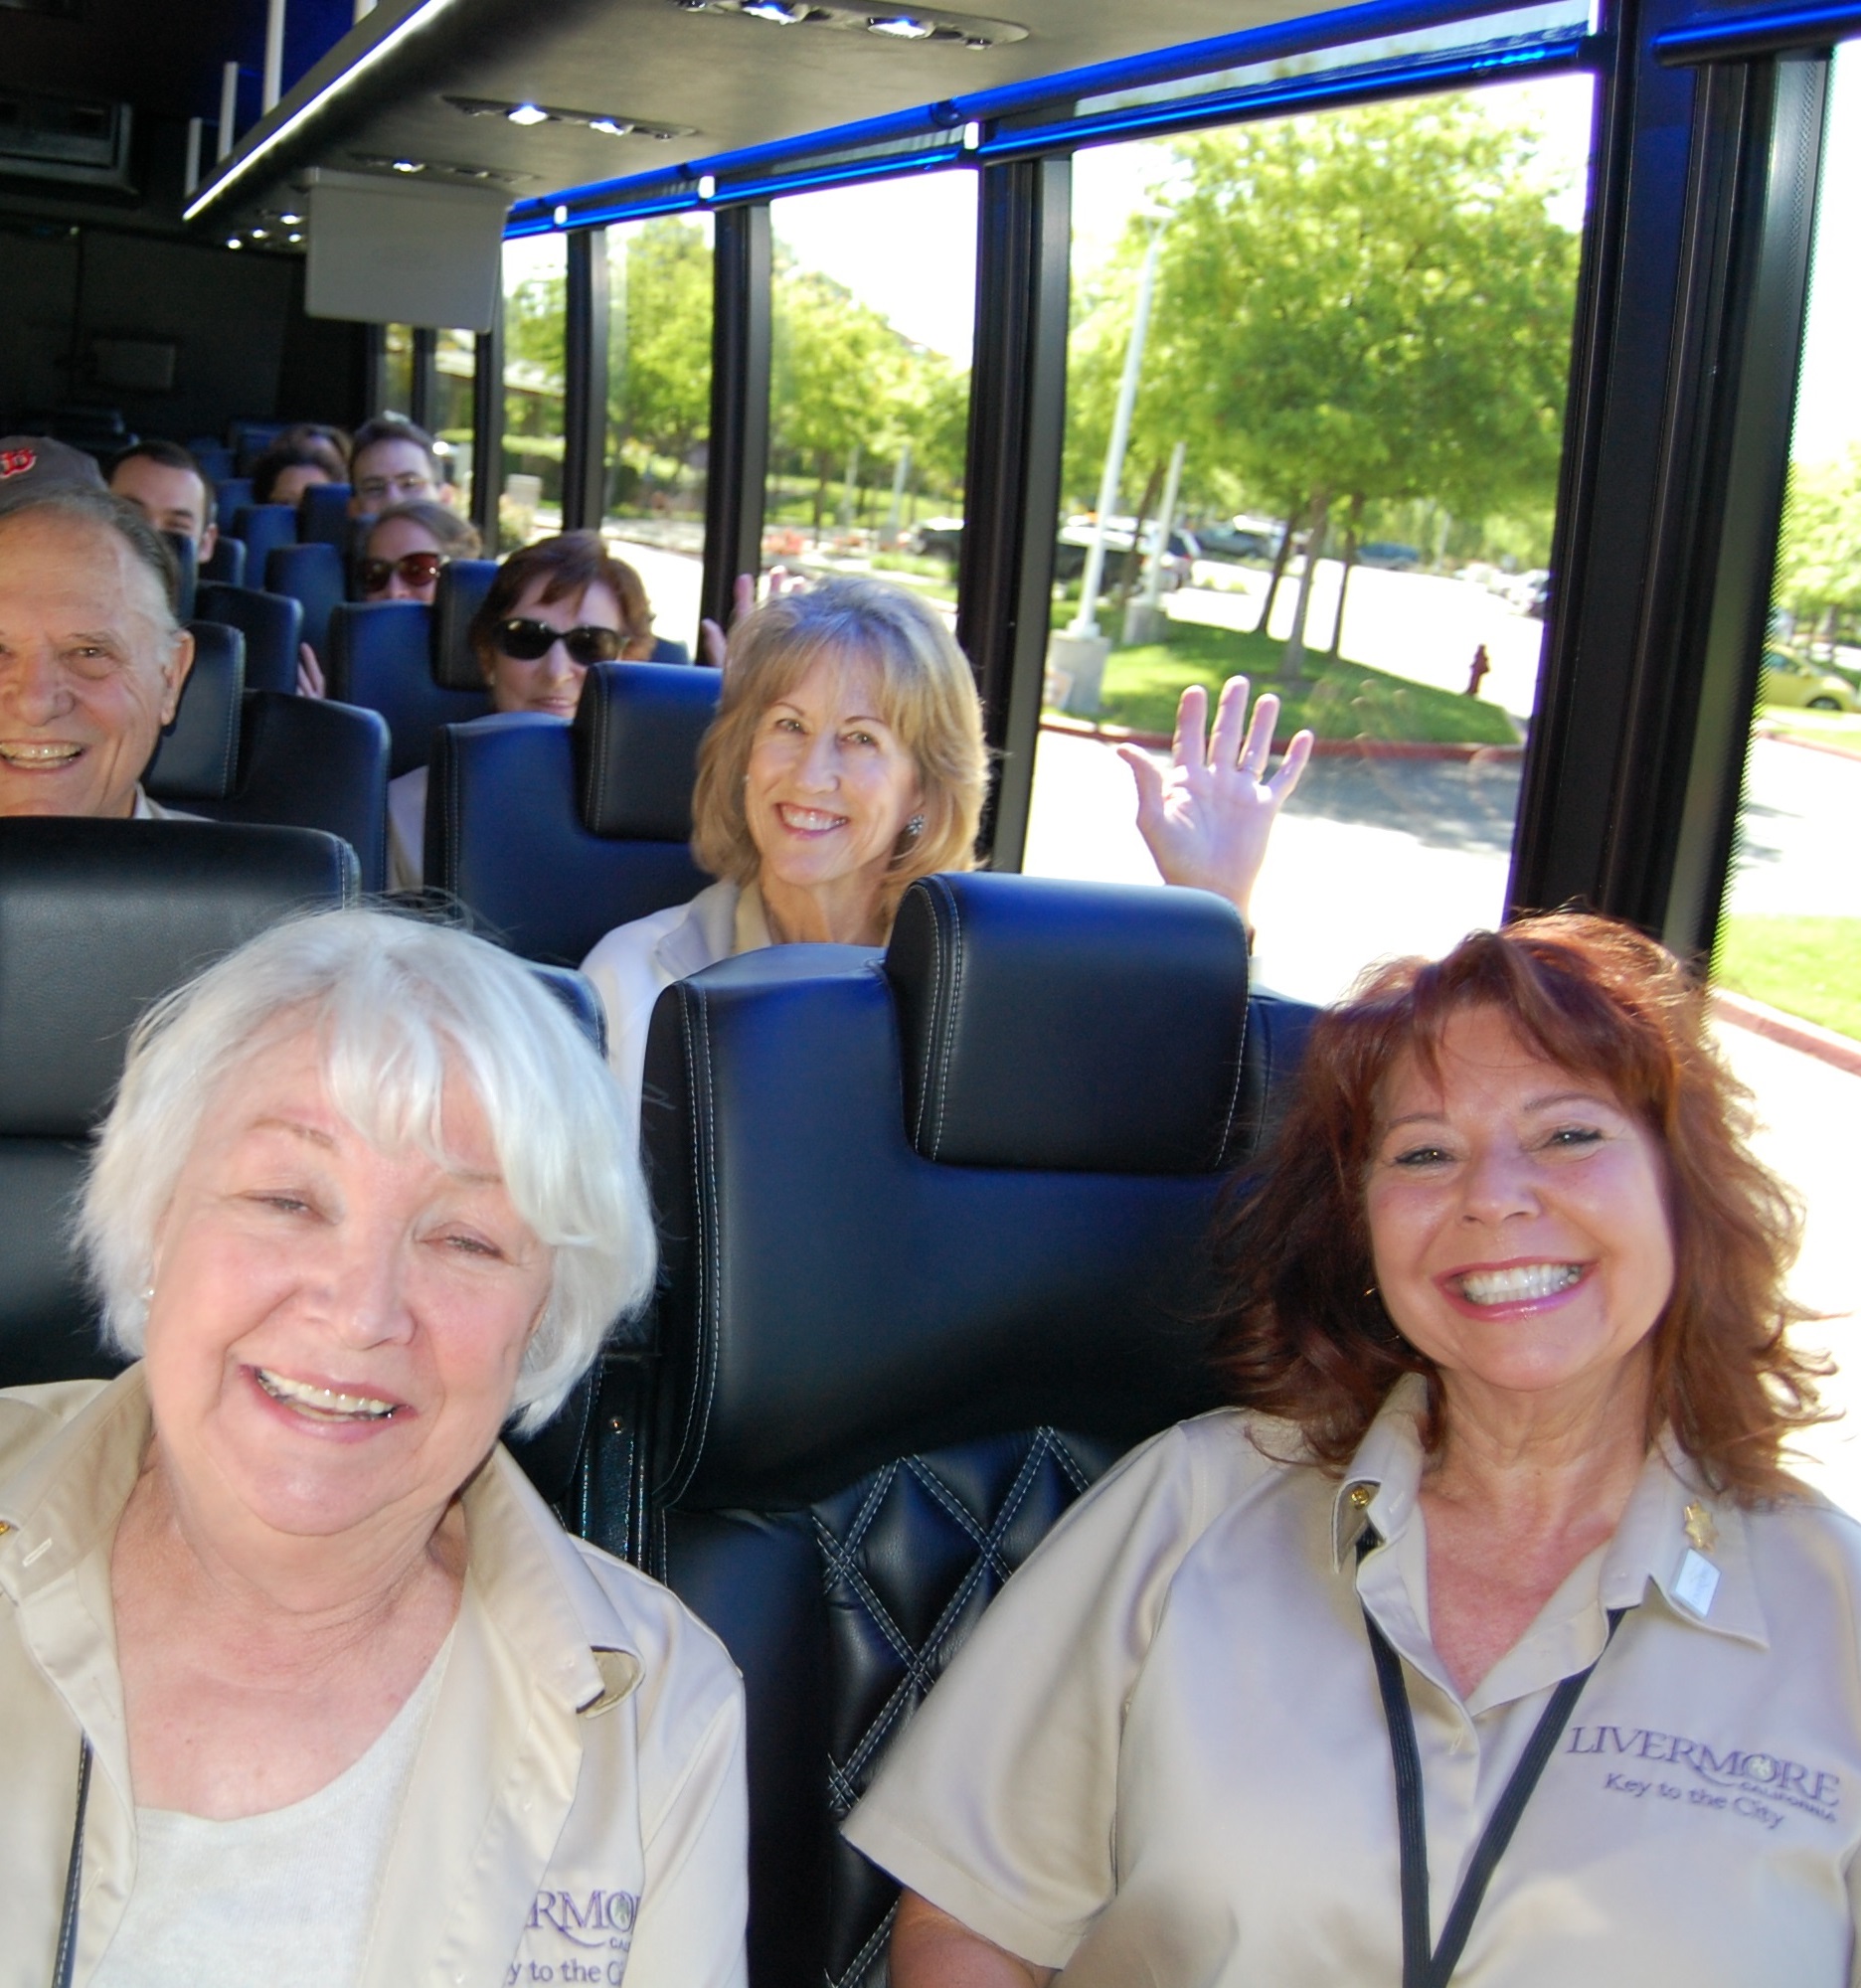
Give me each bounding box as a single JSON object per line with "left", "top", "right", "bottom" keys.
{"left": 847, "top": 914, "right": 1855, "bottom": 1987}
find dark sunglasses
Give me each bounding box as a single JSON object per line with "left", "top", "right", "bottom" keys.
{"left": 358, "top": 550, "right": 446, "bottom": 594}
{"left": 494, "top": 617, "right": 623, "bottom": 667}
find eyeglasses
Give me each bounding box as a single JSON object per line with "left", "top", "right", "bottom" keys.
{"left": 494, "top": 617, "right": 623, "bottom": 667}
{"left": 358, "top": 550, "right": 446, "bottom": 594}
{"left": 356, "top": 470, "right": 438, "bottom": 504}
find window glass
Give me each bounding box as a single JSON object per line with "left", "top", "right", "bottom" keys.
{"left": 603, "top": 214, "right": 714, "bottom": 659}
{"left": 501, "top": 235, "right": 568, "bottom": 548}
{"left": 1024, "top": 81, "right": 1596, "bottom": 1007}
{"left": 1710, "top": 43, "right": 1861, "bottom": 1503}
{"left": 382, "top": 323, "right": 413, "bottom": 419}
{"left": 762, "top": 173, "right": 976, "bottom": 616}
{"left": 432, "top": 327, "right": 477, "bottom": 507}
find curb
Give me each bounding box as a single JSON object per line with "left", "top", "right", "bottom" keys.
{"left": 1756, "top": 726, "right": 1861, "bottom": 765}
{"left": 1039, "top": 713, "right": 1523, "bottom": 761}
{"left": 1711, "top": 989, "right": 1861, "bottom": 1079}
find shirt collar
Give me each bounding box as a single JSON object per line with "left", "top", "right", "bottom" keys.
{"left": 0, "top": 1368, "right": 150, "bottom": 1602}
{"left": 458, "top": 1444, "right": 644, "bottom": 1717}
{"left": 1330, "top": 1378, "right": 1767, "bottom": 1647}
{"left": 0, "top": 1367, "right": 644, "bottom": 1717}
{"left": 733, "top": 879, "right": 773, "bottom": 955}
{"left": 1332, "top": 1373, "right": 1428, "bottom": 1569}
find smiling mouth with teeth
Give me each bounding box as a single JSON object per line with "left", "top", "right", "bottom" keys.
{"left": 777, "top": 805, "right": 849, "bottom": 832}
{"left": 254, "top": 1367, "right": 401, "bottom": 1421}
{"left": 1454, "top": 1262, "right": 1586, "bottom": 1306}
{"left": 0, "top": 742, "right": 83, "bottom": 765}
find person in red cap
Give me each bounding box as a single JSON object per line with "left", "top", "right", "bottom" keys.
{"left": 0, "top": 484, "right": 195, "bottom": 819}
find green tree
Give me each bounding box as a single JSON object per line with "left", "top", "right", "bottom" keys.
{"left": 1071, "top": 96, "right": 1582, "bottom": 671}
{"left": 1776, "top": 449, "right": 1861, "bottom": 644}
{"left": 609, "top": 219, "right": 714, "bottom": 498}
{"left": 770, "top": 264, "right": 910, "bottom": 528}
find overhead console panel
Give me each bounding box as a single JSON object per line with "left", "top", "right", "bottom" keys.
{"left": 303, "top": 169, "right": 508, "bottom": 329}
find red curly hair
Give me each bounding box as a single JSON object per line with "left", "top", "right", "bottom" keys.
{"left": 1214, "top": 912, "right": 1821, "bottom": 1500}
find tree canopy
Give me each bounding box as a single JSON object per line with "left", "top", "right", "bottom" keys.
{"left": 1066, "top": 95, "right": 1584, "bottom": 560}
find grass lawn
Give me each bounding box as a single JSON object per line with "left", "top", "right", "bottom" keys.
{"left": 1759, "top": 710, "right": 1861, "bottom": 750}
{"left": 1056, "top": 619, "right": 1520, "bottom": 746}
{"left": 1716, "top": 915, "right": 1861, "bottom": 1041}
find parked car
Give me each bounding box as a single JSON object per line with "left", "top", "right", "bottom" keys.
{"left": 1356, "top": 541, "right": 1423, "bottom": 570}
{"left": 921, "top": 516, "right": 1192, "bottom": 589}
{"left": 1195, "top": 522, "right": 1281, "bottom": 563}
{"left": 1761, "top": 650, "right": 1861, "bottom": 712}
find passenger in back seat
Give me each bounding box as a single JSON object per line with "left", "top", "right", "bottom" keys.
{"left": 0, "top": 910, "right": 748, "bottom": 1985}
{"left": 387, "top": 532, "right": 659, "bottom": 889}
{"left": 581, "top": 575, "right": 1312, "bottom": 1140}
{"left": 108, "top": 438, "right": 219, "bottom": 564}
{"left": 0, "top": 485, "right": 197, "bottom": 821}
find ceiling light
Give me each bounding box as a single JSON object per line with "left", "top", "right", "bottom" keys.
{"left": 697, "top": 174, "right": 717, "bottom": 200}
{"left": 250, "top": 226, "right": 269, "bottom": 238}
{"left": 554, "top": 204, "right": 570, "bottom": 224}
{"left": 390, "top": 158, "right": 423, "bottom": 172}
{"left": 671, "top": 0, "right": 1024, "bottom": 44}
{"left": 277, "top": 210, "right": 301, "bottom": 224}
{"left": 287, "top": 231, "right": 303, "bottom": 243}
{"left": 444, "top": 95, "right": 694, "bottom": 140}
{"left": 226, "top": 237, "right": 243, "bottom": 249}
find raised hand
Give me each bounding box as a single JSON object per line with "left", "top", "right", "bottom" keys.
{"left": 296, "top": 643, "right": 326, "bottom": 699}
{"left": 699, "top": 572, "right": 758, "bottom": 669}
{"left": 1116, "top": 675, "right": 1314, "bottom": 926}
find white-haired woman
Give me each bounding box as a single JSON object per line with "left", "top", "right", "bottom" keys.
{"left": 0, "top": 911, "right": 747, "bottom": 1987}
{"left": 581, "top": 575, "right": 1314, "bottom": 1132}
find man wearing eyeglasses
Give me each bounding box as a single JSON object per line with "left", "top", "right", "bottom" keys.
{"left": 348, "top": 415, "right": 449, "bottom": 521}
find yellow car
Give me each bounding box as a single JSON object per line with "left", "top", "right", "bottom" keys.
{"left": 1761, "top": 651, "right": 1861, "bottom": 712}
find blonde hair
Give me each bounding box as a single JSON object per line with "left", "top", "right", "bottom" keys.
{"left": 691, "top": 578, "right": 988, "bottom": 912}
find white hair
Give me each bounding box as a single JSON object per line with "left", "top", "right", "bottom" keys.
{"left": 78, "top": 909, "right": 656, "bottom": 1436}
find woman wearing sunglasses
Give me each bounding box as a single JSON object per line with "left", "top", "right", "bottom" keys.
{"left": 356, "top": 500, "right": 481, "bottom": 605}
{"left": 387, "top": 532, "right": 658, "bottom": 890}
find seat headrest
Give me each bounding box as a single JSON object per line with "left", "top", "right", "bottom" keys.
{"left": 145, "top": 621, "right": 245, "bottom": 801}
{"left": 161, "top": 530, "right": 197, "bottom": 622}
{"left": 884, "top": 873, "right": 1251, "bottom": 1174}
{"left": 432, "top": 558, "right": 499, "bottom": 691}
{"left": 0, "top": 819, "right": 358, "bottom": 1136}
{"left": 573, "top": 661, "right": 721, "bottom": 839}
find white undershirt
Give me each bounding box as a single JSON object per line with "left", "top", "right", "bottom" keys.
{"left": 92, "top": 1631, "right": 452, "bottom": 1988}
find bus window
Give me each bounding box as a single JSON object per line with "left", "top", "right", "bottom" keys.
{"left": 762, "top": 173, "right": 976, "bottom": 615}
{"left": 1023, "top": 77, "right": 1596, "bottom": 1007}
{"left": 501, "top": 233, "right": 568, "bottom": 548}
{"left": 1711, "top": 40, "right": 1861, "bottom": 1496}
{"left": 602, "top": 214, "right": 714, "bottom": 657}
{"left": 432, "top": 327, "right": 477, "bottom": 499}
{"left": 383, "top": 322, "right": 414, "bottom": 422}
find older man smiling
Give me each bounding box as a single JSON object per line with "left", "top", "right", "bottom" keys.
{"left": 0, "top": 486, "right": 196, "bottom": 819}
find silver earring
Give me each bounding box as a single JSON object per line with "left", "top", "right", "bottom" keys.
{"left": 141, "top": 1286, "right": 154, "bottom": 1302}
{"left": 904, "top": 813, "right": 927, "bottom": 840}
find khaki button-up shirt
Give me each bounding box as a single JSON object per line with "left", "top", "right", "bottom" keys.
{"left": 845, "top": 1380, "right": 1861, "bottom": 1984}
{"left": 0, "top": 1370, "right": 749, "bottom": 1988}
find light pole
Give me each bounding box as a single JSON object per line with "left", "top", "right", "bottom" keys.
{"left": 1048, "top": 219, "right": 1165, "bottom": 715}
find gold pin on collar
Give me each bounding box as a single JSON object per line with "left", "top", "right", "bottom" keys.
{"left": 1684, "top": 1501, "right": 1718, "bottom": 1554}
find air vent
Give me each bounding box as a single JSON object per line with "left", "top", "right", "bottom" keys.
{"left": 0, "top": 89, "right": 132, "bottom": 187}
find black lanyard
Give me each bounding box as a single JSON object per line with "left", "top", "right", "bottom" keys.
{"left": 53, "top": 1736, "right": 90, "bottom": 1988}
{"left": 1357, "top": 1532, "right": 1626, "bottom": 1988}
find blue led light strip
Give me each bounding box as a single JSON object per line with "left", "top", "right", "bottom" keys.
{"left": 973, "top": 30, "right": 1592, "bottom": 162}
{"left": 508, "top": 0, "right": 1591, "bottom": 234}
{"left": 1654, "top": 0, "right": 1861, "bottom": 61}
